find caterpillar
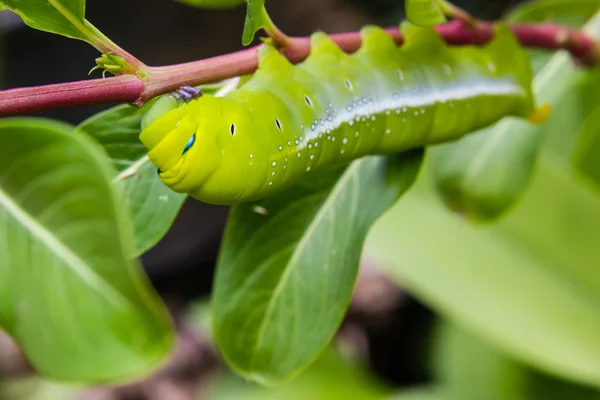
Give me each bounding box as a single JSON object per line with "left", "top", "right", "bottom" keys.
{"left": 140, "top": 24, "right": 539, "bottom": 206}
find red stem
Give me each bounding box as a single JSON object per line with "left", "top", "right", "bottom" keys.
{"left": 1, "top": 20, "right": 598, "bottom": 117}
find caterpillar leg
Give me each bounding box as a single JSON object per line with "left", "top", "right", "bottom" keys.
{"left": 527, "top": 102, "right": 552, "bottom": 125}
{"left": 170, "top": 86, "right": 203, "bottom": 101}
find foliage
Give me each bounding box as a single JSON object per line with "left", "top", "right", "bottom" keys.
{"left": 0, "top": 0, "right": 600, "bottom": 399}
{"left": 0, "top": 118, "right": 173, "bottom": 382}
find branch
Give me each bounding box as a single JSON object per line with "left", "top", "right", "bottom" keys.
{"left": 1, "top": 20, "right": 598, "bottom": 117}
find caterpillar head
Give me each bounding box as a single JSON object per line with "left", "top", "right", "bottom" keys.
{"left": 139, "top": 94, "right": 251, "bottom": 196}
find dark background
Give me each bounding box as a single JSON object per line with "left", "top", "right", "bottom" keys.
{"left": 1, "top": 0, "right": 527, "bottom": 393}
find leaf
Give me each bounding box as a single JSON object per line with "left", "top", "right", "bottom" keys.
{"left": 175, "top": 0, "right": 245, "bottom": 9}
{"left": 405, "top": 0, "right": 446, "bottom": 27}
{"left": 0, "top": 118, "right": 173, "bottom": 382}
{"left": 432, "top": 321, "right": 600, "bottom": 400}
{"left": 365, "top": 150, "right": 600, "bottom": 389}
{"left": 78, "top": 103, "right": 187, "bottom": 257}
{"left": 208, "top": 347, "right": 393, "bottom": 400}
{"left": 242, "top": 0, "right": 270, "bottom": 46}
{"left": 212, "top": 151, "right": 424, "bottom": 384}
{"left": 0, "top": 0, "right": 88, "bottom": 42}
{"left": 429, "top": 4, "right": 600, "bottom": 221}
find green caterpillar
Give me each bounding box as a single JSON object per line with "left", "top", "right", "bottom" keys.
{"left": 140, "top": 24, "right": 539, "bottom": 206}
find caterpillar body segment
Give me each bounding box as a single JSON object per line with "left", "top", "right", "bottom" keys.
{"left": 140, "top": 24, "right": 536, "bottom": 206}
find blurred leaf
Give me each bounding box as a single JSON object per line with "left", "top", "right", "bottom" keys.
{"left": 573, "top": 71, "right": 600, "bottom": 184}
{"left": 78, "top": 103, "right": 186, "bottom": 257}
{"left": 385, "top": 388, "right": 444, "bottom": 400}
{"left": 429, "top": 6, "right": 600, "bottom": 221}
{"left": 507, "top": 0, "right": 600, "bottom": 26}
{"left": 175, "top": 0, "right": 245, "bottom": 9}
{"left": 0, "top": 0, "right": 89, "bottom": 42}
{"left": 405, "top": 0, "right": 446, "bottom": 27}
{"left": 212, "top": 151, "right": 423, "bottom": 384}
{"left": 433, "top": 321, "right": 600, "bottom": 400}
{"left": 0, "top": 377, "right": 79, "bottom": 400}
{"left": 0, "top": 118, "right": 173, "bottom": 382}
{"left": 209, "top": 347, "right": 392, "bottom": 400}
{"left": 365, "top": 149, "right": 600, "bottom": 388}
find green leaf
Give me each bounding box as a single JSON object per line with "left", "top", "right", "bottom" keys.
{"left": 208, "top": 347, "right": 392, "bottom": 400}
{"left": 175, "top": 0, "right": 245, "bottom": 9}
{"left": 432, "top": 321, "right": 600, "bottom": 400}
{"left": 212, "top": 151, "right": 423, "bottom": 384}
{"left": 78, "top": 103, "right": 187, "bottom": 257}
{"left": 405, "top": 0, "right": 446, "bottom": 27}
{"left": 0, "top": 0, "right": 88, "bottom": 42}
{"left": 365, "top": 151, "right": 600, "bottom": 388}
{"left": 0, "top": 118, "right": 173, "bottom": 382}
{"left": 242, "top": 0, "right": 270, "bottom": 46}
{"left": 429, "top": 5, "right": 600, "bottom": 221}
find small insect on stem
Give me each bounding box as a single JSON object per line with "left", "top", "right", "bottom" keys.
{"left": 171, "top": 86, "right": 203, "bottom": 101}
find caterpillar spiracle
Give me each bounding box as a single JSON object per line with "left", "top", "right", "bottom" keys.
{"left": 140, "top": 24, "right": 539, "bottom": 206}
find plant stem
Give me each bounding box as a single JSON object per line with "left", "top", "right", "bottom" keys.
{"left": 1, "top": 20, "right": 599, "bottom": 117}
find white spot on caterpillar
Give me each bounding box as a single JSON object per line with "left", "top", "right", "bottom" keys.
{"left": 308, "top": 144, "right": 313, "bottom": 149}
{"left": 342, "top": 138, "right": 348, "bottom": 144}
{"left": 355, "top": 131, "right": 359, "bottom": 137}
{"left": 371, "top": 116, "right": 376, "bottom": 121}
{"left": 295, "top": 139, "right": 299, "bottom": 145}
{"left": 414, "top": 111, "right": 419, "bottom": 116}
{"left": 285, "top": 157, "right": 288, "bottom": 162}
{"left": 349, "top": 120, "right": 354, "bottom": 126}
{"left": 332, "top": 137, "right": 336, "bottom": 142}
{"left": 310, "top": 154, "right": 314, "bottom": 160}
{"left": 250, "top": 153, "right": 253, "bottom": 158}
{"left": 272, "top": 161, "right": 277, "bottom": 167}
{"left": 269, "top": 181, "right": 273, "bottom": 186}
{"left": 305, "top": 95, "right": 313, "bottom": 107}
{"left": 487, "top": 62, "right": 497, "bottom": 73}
{"left": 298, "top": 152, "right": 301, "bottom": 158}
{"left": 271, "top": 171, "right": 276, "bottom": 176}
{"left": 275, "top": 119, "right": 282, "bottom": 130}
{"left": 230, "top": 124, "right": 236, "bottom": 135}
{"left": 278, "top": 145, "right": 283, "bottom": 151}
{"left": 386, "top": 110, "right": 391, "bottom": 115}
{"left": 340, "top": 149, "right": 345, "bottom": 154}
{"left": 288, "top": 140, "right": 291, "bottom": 146}
{"left": 402, "top": 106, "right": 408, "bottom": 112}
{"left": 318, "top": 133, "right": 323, "bottom": 139}
{"left": 396, "top": 109, "right": 401, "bottom": 114}
{"left": 385, "top": 129, "right": 391, "bottom": 135}
{"left": 306, "top": 166, "right": 311, "bottom": 171}
{"left": 283, "top": 165, "right": 287, "bottom": 169}
{"left": 315, "top": 142, "right": 319, "bottom": 147}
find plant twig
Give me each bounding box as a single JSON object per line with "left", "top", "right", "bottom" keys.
{"left": 1, "top": 20, "right": 598, "bottom": 117}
